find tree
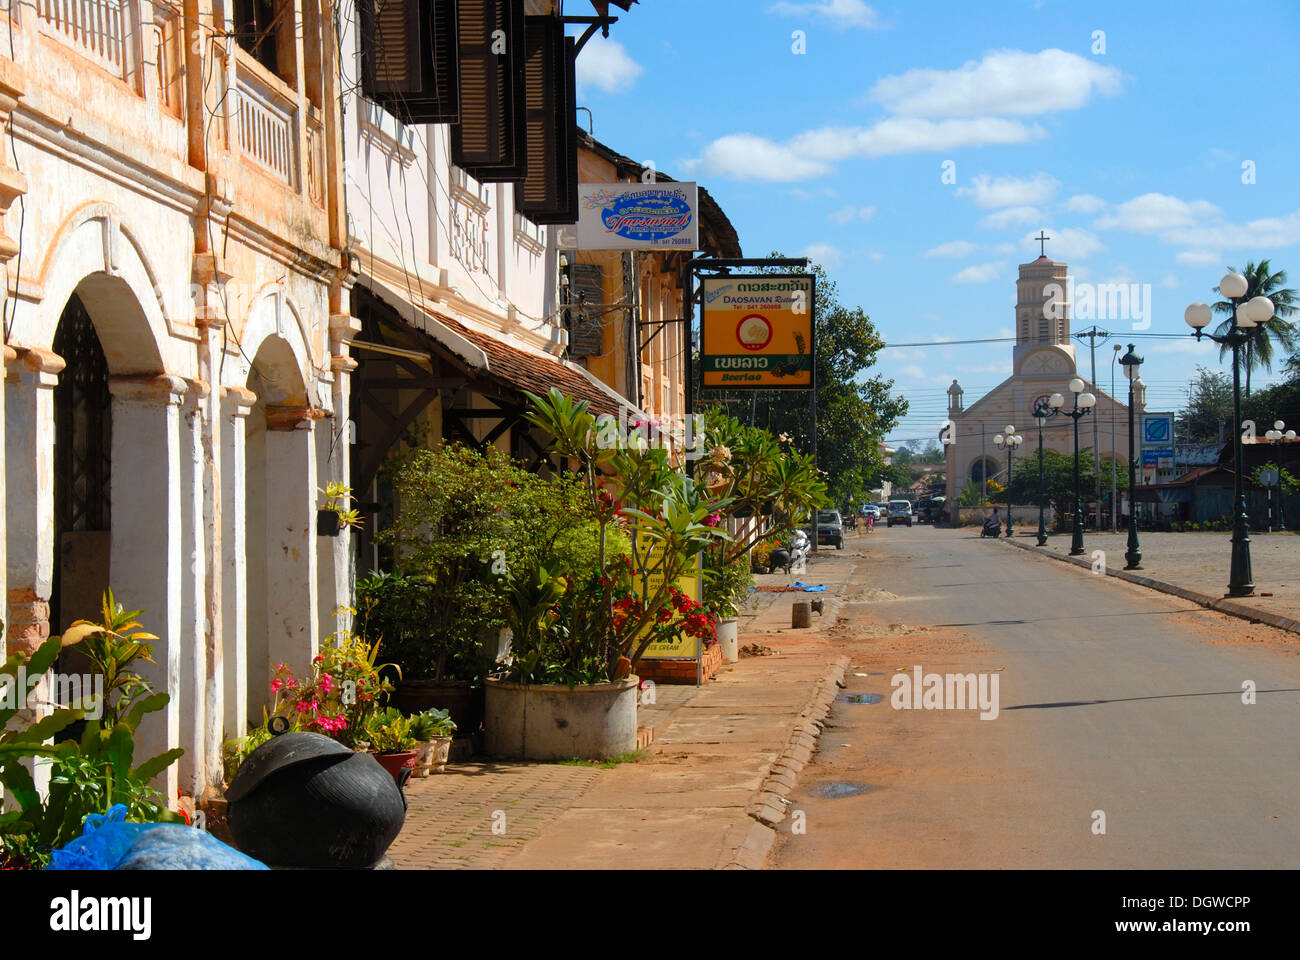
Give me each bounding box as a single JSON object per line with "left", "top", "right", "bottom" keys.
{"left": 696, "top": 255, "right": 908, "bottom": 506}
{"left": 1002, "top": 447, "right": 1128, "bottom": 527}
{"left": 1211, "top": 260, "right": 1299, "bottom": 397}
{"left": 1176, "top": 366, "right": 1233, "bottom": 443}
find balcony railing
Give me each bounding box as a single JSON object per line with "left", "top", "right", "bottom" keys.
{"left": 37, "top": 0, "right": 137, "bottom": 82}
{"left": 235, "top": 63, "right": 297, "bottom": 187}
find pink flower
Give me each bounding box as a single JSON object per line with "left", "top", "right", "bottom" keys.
{"left": 705, "top": 513, "right": 722, "bottom": 527}
{"left": 270, "top": 679, "right": 282, "bottom": 693}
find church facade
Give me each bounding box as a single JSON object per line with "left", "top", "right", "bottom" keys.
{"left": 943, "top": 255, "right": 1140, "bottom": 518}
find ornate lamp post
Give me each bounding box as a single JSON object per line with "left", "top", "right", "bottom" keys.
{"left": 1261, "top": 420, "right": 1297, "bottom": 531}
{"left": 1119, "top": 344, "right": 1143, "bottom": 569}
{"left": 1034, "top": 397, "right": 1061, "bottom": 546}
{"left": 1185, "top": 274, "right": 1275, "bottom": 596}
{"left": 993, "top": 426, "right": 1023, "bottom": 537}
{"left": 1053, "top": 377, "right": 1096, "bottom": 556}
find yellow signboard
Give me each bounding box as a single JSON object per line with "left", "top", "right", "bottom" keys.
{"left": 700, "top": 274, "right": 814, "bottom": 390}
{"left": 639, "top": 569, "right": 703, "bottom": 659}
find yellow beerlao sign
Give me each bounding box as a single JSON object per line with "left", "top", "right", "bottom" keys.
{"left": 700, "top": 274, "right": 814, "bottom": 390}
{"left": 632, "top": 535, "right": 704, "bottom": 660}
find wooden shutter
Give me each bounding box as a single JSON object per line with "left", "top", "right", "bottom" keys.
{"left": 516, "top": 18, "right": 576, "bottom": 224}
{"left": 452, "top": 0, "right": 526, "bottom": 181}
{"left": 568, "top": 262, "right": 604, "bottom": 356}
{"left": 359, "top": 0, "right": 461, "bottom": 125}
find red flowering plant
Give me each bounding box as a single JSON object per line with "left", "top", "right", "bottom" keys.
{"left": 267, "top": 624, "right": 396, "bottom": 749}
{"left": 513, "top": 389, "right": 730, "bottom": 682}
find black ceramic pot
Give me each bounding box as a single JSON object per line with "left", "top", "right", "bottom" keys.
{"left": 226, "top": 731, "right": 406, "bottom": 869}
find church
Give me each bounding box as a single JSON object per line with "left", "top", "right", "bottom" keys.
{"left": 943, "top": 247, "right": 1143, "bottom": 524}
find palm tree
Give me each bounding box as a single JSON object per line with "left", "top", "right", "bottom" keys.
{"left": 1212, "top": 260, "right": 1299, "bottom": 396}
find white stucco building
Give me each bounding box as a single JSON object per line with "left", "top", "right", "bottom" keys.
{"left": 2, "top": 0, "right": 353, "bottom": 800}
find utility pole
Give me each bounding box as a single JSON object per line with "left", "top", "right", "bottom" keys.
{"left": 1076, "top": 326, "right": 1110, "bottom": 528}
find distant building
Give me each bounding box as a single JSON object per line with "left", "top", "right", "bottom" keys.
{"left": 944, "top": 252, "right": 1138, "bottom": 516}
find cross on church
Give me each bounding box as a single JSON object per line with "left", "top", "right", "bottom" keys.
{"left": 1035, "top": 231, "right": 1050, "bottom": 258}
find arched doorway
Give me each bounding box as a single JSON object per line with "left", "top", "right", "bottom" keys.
{"left": 970, "top": 457, "right": 1000, "bottom": 484}
{"left": 51, "top": 293, "right": 112, "bottom": 635}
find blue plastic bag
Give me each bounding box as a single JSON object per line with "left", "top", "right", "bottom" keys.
{"left": 792, "top": 581, "right": 828, "bottom": 592}
{"left": 46, "top": 804, "right": 267, "bottom": 870}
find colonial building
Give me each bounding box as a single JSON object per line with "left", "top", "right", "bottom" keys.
{"left": 944, "top": 254, "right": 1138, "bottom": 519}
{"left": 2, "top": 1, "right": 353, "bottom": 800}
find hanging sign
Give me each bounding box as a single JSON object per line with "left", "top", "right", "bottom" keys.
{"left": 576, "top": 182, "right": 699, "bottom": 250}
{"left": 700, "top": 274, "right": 814, "bottom": 390}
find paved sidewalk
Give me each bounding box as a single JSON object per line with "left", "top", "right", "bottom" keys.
{"left": 1007, "top": 529, "right": 1300, "bottom": 632}
{"left": 388, "top": 548, "right": 856, "bottom": 870}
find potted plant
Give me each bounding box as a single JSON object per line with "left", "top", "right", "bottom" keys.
{"left": 368, "top": 444, "right": 558, "bottom": 734}
{"left": 704, "top": 547, "right": 753, "bottom": 663}
{"left": 408, "top": 707, "right": 457, "bottom": 776}
{"left": 480, "top": 391, "right": 729, "bottom": 761}
{"left": 363, "top": 707, "right": 418, "bottom": 785}
{"left": 317, "top": 482, "right": 364, "bottom": 537}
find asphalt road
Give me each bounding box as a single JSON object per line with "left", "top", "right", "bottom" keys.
{"left": 771, "top": 525, "right": 1300, "bottom": 868}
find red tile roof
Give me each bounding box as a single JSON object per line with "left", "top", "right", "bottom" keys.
{"left": 433, "top": 312, "right": 630, "bottom": 417}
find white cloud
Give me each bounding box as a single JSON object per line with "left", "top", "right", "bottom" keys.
{"left": 979, "top": 206, "right": 1042, "bottom": 229}
{"left": 1175, "top": 249, "right": 1222, "bottom": 267}
{"left": 953, "top": 262, "right": 1004, "bottom": 283}
{"left": 691, "top": 134, "right": 831, "bottom": 181}
{"left": 1063, "top": 193, "right": 1107, "bottom": 214}
{"left": 869, "top": 251, "right": 885, "bottom": 261}
{"left": 1094, "top": 193, "right": 1221, "bottom": 233}
{"left": 574, "top": 35, "right": 644, "bottom": 94}
{"left": 1163, "top": 211, "right": 1300, "bottom": 251}
{"left": 831, "top": 204, "right": 877, "bottom": 224}
{"left": 803, "top": 243, "right": 846, "bottom": 269}
{"left": 924, "top": 240, "right": 979, "bottom": 258}
{"left": 1160, "top": 275, "right": 1179, "bottom": 289}
{"left": 869, "top": 48, "right": 1122, "bottom": 119}
{"left": 957, "top": 172, "right": 1060, "bottom": 209}
{"left": 768, "top": 0, "right": 882, "bottom": 28}
{"left": 693, "top": 118, "right": 1042, "bottom": 181}
{"left": 1019, "top": 226, "right": 1104, "bottom": 260}
{"left": 992, "top": 242, "right": 1017, "bottom": 254}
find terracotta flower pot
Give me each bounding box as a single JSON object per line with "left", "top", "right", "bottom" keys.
{"left": 371, "top": 750, "right": 417, "bottom": 787}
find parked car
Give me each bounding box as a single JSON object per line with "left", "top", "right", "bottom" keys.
{"left": 886, "top": 500, "right": 914, "bottom": 528}
{"left": 914, "top": 498, "right": 940, "bottom": 523}
{"left": 815, "top": 510, "right": 845, "bottom": 549}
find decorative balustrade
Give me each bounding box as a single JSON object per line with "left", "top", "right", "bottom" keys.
{"left": 235, "top": 63, "right": 297, "bottom": 188}
{"left": 37, "top": 0, "right": 136, "bottom": 82}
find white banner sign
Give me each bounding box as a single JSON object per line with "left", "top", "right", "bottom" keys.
{"left": 575, "top": 182, "right": 699, "bottom": 251}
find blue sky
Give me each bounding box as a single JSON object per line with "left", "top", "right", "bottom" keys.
{"left": 568, "top": 0, "right": 1300, "bottom": 446}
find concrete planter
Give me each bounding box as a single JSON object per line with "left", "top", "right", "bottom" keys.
{"left": 484, "top": 676, "right": 639, "bottom": 761}
{"left": 717, "top": 617, "right": 739, "bottom": 663}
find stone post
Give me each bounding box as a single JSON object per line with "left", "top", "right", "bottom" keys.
{"left": 108, "top": 374, "right": 187, "bottom": 802}
{"left": 221, "top": 386, "right": 255, "bottom": 743}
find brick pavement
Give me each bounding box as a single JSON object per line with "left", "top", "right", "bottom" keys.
{"left": 388, "top": 545, "right": 859, "bottom": 869}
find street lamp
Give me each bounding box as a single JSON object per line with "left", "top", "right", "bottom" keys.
{"left": 1119, "top": 344, "right": 1143, "bottom": 569}
{"left": 1111, "top": 343, "right": 1123, "bottom": 531}
{"left": 994, "top": 426, "right": 1023, "bottom": 537}
{"left": 1054, "top": 377, "right": 1096, "bottom": 556}
{"left": 1260, "top": 420, "right": 1297, "bottom": 531}
{"left": 1185, "top": 273, "right": 1274, "bottom": 596}
{"left": 1034, "top": 397, "right": 1062, "bottom": 546}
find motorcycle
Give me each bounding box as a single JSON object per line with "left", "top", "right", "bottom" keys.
{"left": 980, "top": 516, "right": 1002, "bottom": 538}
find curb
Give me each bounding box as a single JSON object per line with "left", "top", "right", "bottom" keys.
{"left": 1002, "top": 538, "right": 1300, "bottom": 635}
{"left": 715, "top": 654, "right": 850, "bottom": 869}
